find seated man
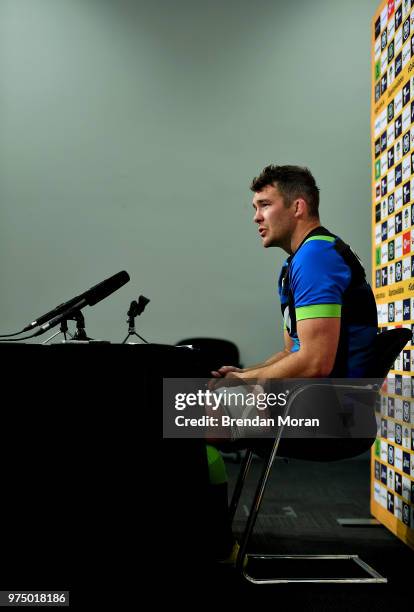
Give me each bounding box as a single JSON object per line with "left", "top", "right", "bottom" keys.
{"left": 213, "top": 164, "right": 378, "bottom": 384}
{"left": 212, "top": 164, "right": 378, "bottom": 460}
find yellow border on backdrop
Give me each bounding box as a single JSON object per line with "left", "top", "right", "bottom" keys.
{"left": 370, "top": 0, "right": 413, "bottom": 550}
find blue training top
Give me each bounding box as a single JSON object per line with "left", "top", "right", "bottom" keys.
{"left": 278, "top": 226, "right": 378, "bottom": 377}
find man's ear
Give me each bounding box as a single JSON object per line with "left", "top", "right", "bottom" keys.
{"left": 294, "top": 198, "right": 307, "bottom": 216}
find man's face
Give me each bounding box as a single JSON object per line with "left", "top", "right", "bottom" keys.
{"left": 252, "top": 184, "right": 295, "bottom": 249}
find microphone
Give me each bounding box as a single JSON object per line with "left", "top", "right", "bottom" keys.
{"left": 127, "top": 295, "right": 150, "bottom": 318}
{"left": 136, "top": 295, "right": 150, "bottom": 315}
{"left": 24, "top": 271, "right": 130, "bottom": 332}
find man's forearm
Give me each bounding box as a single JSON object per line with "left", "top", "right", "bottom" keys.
{"left": 242, "top": 349, "right": 291, "bottom": 373}
{"left": 240, "top": 349, "right": 330, "bottom": 379}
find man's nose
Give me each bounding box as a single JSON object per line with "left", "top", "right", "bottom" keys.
{"left": 253, "top": 208, "right": 263, "bottom": 223}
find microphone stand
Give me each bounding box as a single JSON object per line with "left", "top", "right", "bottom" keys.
{"left": 122, "top": 297, "right": 149, "bottom": 344}
{"left": 72, "top": 311, "right": 92, "bottom": 341}
{"left": 42, "top": 318, "right": 73, "bottom": 345}
{"left": 41, "top": 310, "right": 92, "bottom": 344}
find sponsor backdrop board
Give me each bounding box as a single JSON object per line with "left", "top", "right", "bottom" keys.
{"left": 371, "top": 0, "right": 414, "bottom": 549}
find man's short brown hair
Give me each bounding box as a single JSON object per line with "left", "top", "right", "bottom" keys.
{"left": 250, "top": 165, "right": 320, "bottom": 218}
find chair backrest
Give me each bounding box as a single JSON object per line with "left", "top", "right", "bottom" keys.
{"left": 275, "top": 328, "right": 412, "bottom": 461}
{"left": 364, "top": 328, "right": 412, "bottom": 379}
{"left": 175, "top": 337, "right": 242, "bottom": 370}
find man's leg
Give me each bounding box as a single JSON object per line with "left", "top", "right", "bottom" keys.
{"left": 206, "top": 445, "right": 235, "bottom": 560}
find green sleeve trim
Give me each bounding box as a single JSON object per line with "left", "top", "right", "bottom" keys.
{"left": 296, "top": 304, "right": 342, "bottom": 320}
{"left": 304, "top": 235, "right": 335, "bottom": 244}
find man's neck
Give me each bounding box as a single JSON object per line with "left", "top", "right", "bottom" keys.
{"left": 290, "top": 220, "right": 321, "bottom": 254}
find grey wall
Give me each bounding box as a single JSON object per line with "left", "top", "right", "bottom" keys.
{"left": 0, "top": 0, "right": 379, "bottom": 364}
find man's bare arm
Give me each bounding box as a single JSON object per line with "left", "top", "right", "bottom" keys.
{"left": 237, "top": 318, "right": 341, "bottom": 379}
{"left": 212, "top": 331, "right": 293, "bottom": 377}
{"left": 244, "top": 331, "right": 294, "bottom": 370}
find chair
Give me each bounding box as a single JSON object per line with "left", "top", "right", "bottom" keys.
{"left": 229, "top": 327, "right": 412, "bottom": 584}
{"left": 175, "top": 336, "right": 245, "bottom": 461}
{"left": 175, "top": 337, "right": 242, "bottom": 371}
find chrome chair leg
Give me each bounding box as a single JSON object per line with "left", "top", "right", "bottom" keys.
{"left": 236, "top": 441, "right": 388, "bottom": 583}
{"left": 235, "top": 436, "right": 281, "bottom": 572}
{"left": 243, "top": 554, "right": 387, "bottom": 584}
{"left": 229, "top": 449, "right": 253, "bottom": 524}
{"left": 229, "top": 383, "right": 388, "bottom": 583}
{"left": 231, "top": 437, "right": 387, "bottom": 583}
